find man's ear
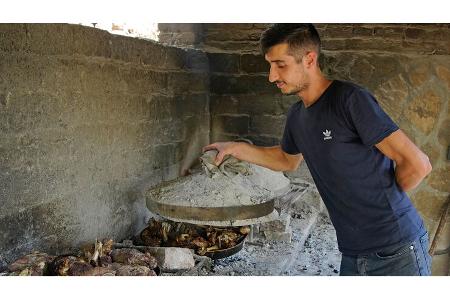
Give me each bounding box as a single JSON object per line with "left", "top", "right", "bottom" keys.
{"left": 304, "top": 51, "right": 317, "bottom": 68}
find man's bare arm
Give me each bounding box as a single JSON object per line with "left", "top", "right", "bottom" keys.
{"left": 375, "top": 129, "right": 432, "bottom": 191}
{"left": 202, "top": 142, "right": 303, "bottom": 172}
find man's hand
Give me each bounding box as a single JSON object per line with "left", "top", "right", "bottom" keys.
{"left": 202, "top": 142, "right": 239, "bottom": 166}
{"left": 202, "top": 142, "right": 303, "bottom": 172}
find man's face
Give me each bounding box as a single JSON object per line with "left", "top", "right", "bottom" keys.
{"left": 264, "top": 43, "right": 309, "bottom": 95}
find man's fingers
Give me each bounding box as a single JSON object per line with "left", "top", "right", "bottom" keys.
{"left": 202, "top": 143, "right": 217, "bottom": 152}
{"left": 214, "top": 151, "right": 226, "bottom": 166}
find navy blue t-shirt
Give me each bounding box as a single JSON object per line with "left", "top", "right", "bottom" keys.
{"left": 281, "top": 80, "right": 425, "bottom": 255}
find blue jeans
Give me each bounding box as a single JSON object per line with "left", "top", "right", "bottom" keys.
{"left": 340, "top": 232, "right": 432, "bottom": 276}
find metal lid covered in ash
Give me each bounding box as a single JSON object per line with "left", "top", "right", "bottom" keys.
{"left": 145, "top": 150, "right": 291, "bottom": 226}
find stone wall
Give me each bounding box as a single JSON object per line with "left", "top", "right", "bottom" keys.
{"left": 158, "top": 23, "right": 204, "bottom": 48}
{"left": 201, "top": 23, "right": 450, "bottom": 274}
{"left": 0, "top": 24, "right": 210, "bottom": 267}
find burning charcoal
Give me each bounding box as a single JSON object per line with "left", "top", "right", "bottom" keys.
{"left": 8, "top": 251, "right": 55, "bottom": 276}
{"left": 111, "top": 248, "right": 157, "bottom": 269}
{"left": 114, "top": 264, "right": 156, "bottom": 276}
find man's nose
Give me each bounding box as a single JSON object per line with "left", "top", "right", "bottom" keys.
{"left": 268, "top": 66, "right": 279, "bottom": 83}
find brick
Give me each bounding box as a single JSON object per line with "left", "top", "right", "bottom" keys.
{"left": 318, "top": 25, "right": 354, "bottom": 39}
{"left": 208, "top": 52, "right": 240, "bottom": 73}
{"left": 158, "top": 23, "right": 202, "bottom": 34}
{"left": 212, "top": 114, "right": 249, "bottom": 135}
{"left": 211, "top": 94, "right": 283, "bottom": 116}
{"left": 145, "top": 247, "right": 195, "bottom": 272}
{"left": 152, "top": 142, "right": 184, "bottom": 169}
{"left": 179, "top": 93, "right": 209, "bottom": 117}
{"left": 263, "top": 228, "right": 292, "bottom": 242}
{"left": 210, "top": 74, "right": 277, "bottom": 94}
{"left": 242, "top": 135, "right": 280, "bottom": 147}
{"left": 345, "top": 38, "right": 404, "bottom": 52}
{"left": 373, "top": 26, "right": 404, "bottom": 39}
{"left": 167, "top": 72, "right": 209, "bottom": 94}
{"left": 183, "top": 50, "right": 209, "bottom": 71}
{"left": 250, "top": 115, "right": 286, "bottom": 136}
{"left": 210, "top": 95, "right": 240, "bottom": 115}
{"left": 240, "top": 53, "right": 268, "bottom": 73}
{"left": 203, "top": 40, "right": 261, "bottom": 53}
{"left": 260, "top": 213, "right": 291, "bottom": 232}
{"left": 409, "top": 27, "right": 450, "bottom": 41}
{"left": 163, "top": 46, "right": 187, "bottom": 69}
{"left": 321, "top": 39, "right": 347, "bottom": 51}
{"left": 401, "top": 40, "right": 449, "bottom": 55}
{"left": 210, "top": 132, "right": 241, "bottom": 143}
{"left": 352, "top": 25, "right": 374, "bottom": 37}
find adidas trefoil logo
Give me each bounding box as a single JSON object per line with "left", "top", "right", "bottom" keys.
{"left": 323, "top": 129, "right": 332, "bottom": 140}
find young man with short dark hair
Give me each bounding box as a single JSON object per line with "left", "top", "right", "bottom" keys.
{"left": 203, "top": 24, "right": 433, "bottom": 276}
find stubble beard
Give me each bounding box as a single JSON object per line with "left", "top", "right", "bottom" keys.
{"left": 282, "top": 82, "right": 309, "bottom": 96}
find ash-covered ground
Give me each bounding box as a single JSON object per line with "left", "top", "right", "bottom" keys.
{"left": 198, "top": 212, "right": 341, "bottom": 276}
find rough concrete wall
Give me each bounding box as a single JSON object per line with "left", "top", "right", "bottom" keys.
{"left": 0, "top": 24, "right": 210, "bottom": 267}
{"left": 203, "top": 23, "right": 450, "bottom": 274}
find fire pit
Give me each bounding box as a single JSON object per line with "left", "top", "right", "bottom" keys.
{"left": 139, "top": 218, "right": 250, "bottom": 259}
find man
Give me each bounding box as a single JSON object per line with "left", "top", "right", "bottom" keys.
{"left": 203, "top": 24, "right": 433, "bottom": 276}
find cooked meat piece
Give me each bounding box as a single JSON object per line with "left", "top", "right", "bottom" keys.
{"left": 77, "top": 266, "right": 116, "bottom": 276}
{"left": 115, "top": 265, "right": 156, "bottom": 276}
{"left": 67, "top": 261, "right": 94, "bottom": 276}
{"left": 48, "top": 256, "right": 89, "bottom": 276}
{"left": 98, "top": 255, "right": 112, "bottom": 267}
{"left": 239, "top": 226, "right": 251, "bottom": 235}
{"left": 191, "top": 236, "right": 210, "bottom": 255}
{"left": 206, "top": 231, "right": 217, "bottom": 245}
{"left": 111, "top": 249, "right": 157, "bottom": 269}
{"left": 102, "top": 239, "right": 114, "bottom": 255}
{"left": 7, "top": 251, "right": 55, "bottom": 275}
{"left": 217, "top": 231, "right": 239, "bottom": 249}
{"left": 191, "top": 236, "right": 209, "bottom": 249}
{"left": 140, "top": 226, "right": 163, "bottom": 247}
{"left": 206, "top": 245, "right": 219, "bottom": 252}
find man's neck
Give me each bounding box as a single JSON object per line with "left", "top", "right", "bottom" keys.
{"left": 298, "top": 76, "right": 332, "bottom": 108}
